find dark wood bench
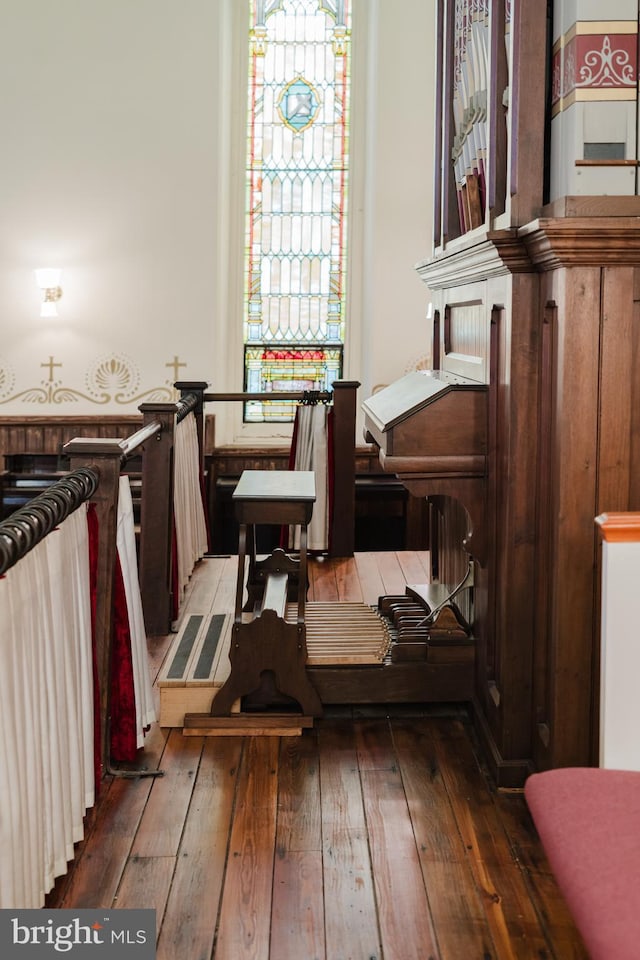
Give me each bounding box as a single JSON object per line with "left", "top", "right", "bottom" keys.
{"left": 1, "top": 452, "right": 142, "bottom": 530}
{"left": 184, "top": 470, "right": 323, "bottom": 729}
{"left": 211, "top": 471, "right": 425, "bottom": 553}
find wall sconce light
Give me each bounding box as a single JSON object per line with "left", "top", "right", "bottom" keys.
{"left": 35, "top": 268, "right": 63, "bottom": 317}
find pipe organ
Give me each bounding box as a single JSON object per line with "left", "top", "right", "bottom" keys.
{"left": 364, "top": 0, "right": 640, "bottom": 786}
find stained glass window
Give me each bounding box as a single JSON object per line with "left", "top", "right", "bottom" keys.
{"left": 243, "top": 0, "right": 352, "bottom": 422}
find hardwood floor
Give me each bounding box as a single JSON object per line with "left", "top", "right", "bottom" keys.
{"left": 46, "top": 553, "right": 587, "bottom": 959}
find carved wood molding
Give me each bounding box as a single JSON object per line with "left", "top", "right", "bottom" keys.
{"left": 416, "top": 229, "right": 532, "bottom": 289}
{"left": 418, "top": 215, "right": 640, "bottom": 288}
{"left": 519, "top": 217, "right": 640, "bottom": 270}
{"left": 596, "top": 512, "right": 640, "bottom": 543}
{"left": 400, "top": 474, "right": 488, "bottom": 568}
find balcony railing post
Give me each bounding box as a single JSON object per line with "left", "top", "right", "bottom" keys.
{"left": 329, "top": 380, "right": 359, "bottom": 557}
{"left": 64, "top": 437, "right": 124, "bottom": 778}
{"left": 136, "top": 404, "right": 177, "bottom": 636}
{"left": 175, "top": 381, "right": 209, "bottom": 473}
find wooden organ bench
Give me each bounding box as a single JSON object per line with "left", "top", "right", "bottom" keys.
{"left": 184, "top": 469, "right": 322, "bottom": 732}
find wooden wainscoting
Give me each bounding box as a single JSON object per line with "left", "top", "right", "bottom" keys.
{"left": 207, "top": 444, "right": 429, "bottom": 554}
{"left": 0, "top": 415, "right": 143, "bottom": 459}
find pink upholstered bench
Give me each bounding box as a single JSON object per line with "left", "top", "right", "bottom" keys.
{"left": 525, "top": 768, "right": 640, "bottom": 960}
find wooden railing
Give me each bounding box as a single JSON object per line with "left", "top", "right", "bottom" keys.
{"left": 197, "top": 378, "right": 359, "bottom": 559}
{"left": 0, "top": 378, "right": 359, "bottom": 906}
{"left": 63, "top": 425, "right": 164, "bottom": 774}
{"left": 64, "top": 386, "right": 210, "bottom": 638}
{"left": 0, "top": 444, "right": 168, "bottom": 905}
{"left": 0, "top": 468, "right": 108, "bottom": 906}
{"left": 3, "top": 379, "right": 359, "bottom": 642}
{"left": 0, "top": 465, "right": 99, "bottom": 573}
{"left": 135, "top": 388, "right": 206, "bottom": 635}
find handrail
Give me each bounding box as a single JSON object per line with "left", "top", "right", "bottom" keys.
{"left": 0, "top": 467, "right": 99, "bottom": 575}
{"left": 176, "top": 392, "right": 200, "bottom": 422}
{"left": 61, "top": 420, "right": 164, "bottom": 464}
{"left": 119, "top": 419, "right": 163, "bottom": 459}
{"left": 204, "top": 390, "right": 333, "bottom": 403}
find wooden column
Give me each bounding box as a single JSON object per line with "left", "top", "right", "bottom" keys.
{"left": 175, "top": 380, "right": 209, "bottom": 472}
{"left": 329, "top": 379, "right": 359, "bottom": 557}
{"left": 138, "top": 403, "right": 177, "bottom": 635}
{"left": 64, "top": 437, "right": 124, "bottom": 778}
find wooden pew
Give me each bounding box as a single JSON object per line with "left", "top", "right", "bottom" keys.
{"left": 0, "top": 451, "right": 142, "bottom": 526}
{"left": 526, "top": 768, "right": 640, "bottom": 960}
{"left": 523, "top": 513, "right": 640, "bottom": 960}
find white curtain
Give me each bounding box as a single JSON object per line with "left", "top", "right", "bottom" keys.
{"left": 116, "top": 476, "right": 157, "bottom": 746}
{"left": 291, "top": 403, "right": 329, "bottom": 551}
{"left": 173, "top": 413, "right": 209, "bottom": 601}
{"left": 0, "top": 507, "right": 94, "bottom": 908}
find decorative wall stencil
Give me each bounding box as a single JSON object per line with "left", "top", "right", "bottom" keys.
{"left": 86, "top": 352, "right": 139, "bottom": 402}
{"left": 0, "top": 359, "right": 16, "bottom": 402}
{"left": 165, "top": 356, "right": 188, "bottom": 382}
{"left": 404, "top": 354, "right": 431, "bottom": 373}
{"left": 0, "top": 352, "right": 177, "bottom": 406}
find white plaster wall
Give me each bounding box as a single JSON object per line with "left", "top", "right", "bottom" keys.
{"left": 0, "top": 0, "right": 434, "bottom": 443}
{"left": 0, "top": 0, "right": 222, "bottom": 412}
{"left": 348, "top": 0, "right": 435, "bottom": 407}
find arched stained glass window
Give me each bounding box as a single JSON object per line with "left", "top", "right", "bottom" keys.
{"left": 243, "top": 0, "right": 352, "bottom": 422}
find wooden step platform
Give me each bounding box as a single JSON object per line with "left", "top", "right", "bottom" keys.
{"left": 158, "top": 601, "right": 391, "bottom": 727}
{"left": 182, "top": 713, "right": 315, "bottom": 737}
{"left": 157, "top": 612, "right": 232, "bottom": 726}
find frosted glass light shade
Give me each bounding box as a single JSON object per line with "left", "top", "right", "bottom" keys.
{"left": 35, "top": 268, "right": 62, "bottom": 288}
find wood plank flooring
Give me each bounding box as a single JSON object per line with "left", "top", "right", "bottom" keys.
{"left": 46, "top": 552, "right": 587, "bottom": 959}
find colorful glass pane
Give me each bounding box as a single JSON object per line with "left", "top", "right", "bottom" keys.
{"left": 244, "top": 0, "right": 352, "bottom": 422}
